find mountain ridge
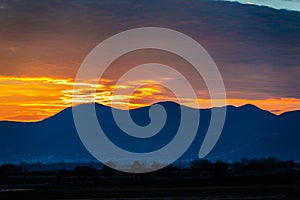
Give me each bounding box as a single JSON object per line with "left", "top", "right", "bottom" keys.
{"left": 1, "top": 102, "right": 293, "bottom": 123}
{"left": 0, "top": 101, "right": 299, "bottom": 164}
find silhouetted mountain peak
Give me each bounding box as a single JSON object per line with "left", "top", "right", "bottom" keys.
{"left": 225, "top": 104, "right": 262, "bottom": 112}
{"left": 239, "top": 104, "right": 261, "bottom": 110}
{"left": 154, "top": 101, "right": 180, "bottom": 107}
{"left": 156, "top": 101, "right": 179, "bottom": 105}
{"left": 236, "top": 104, "right": 274, "bottom": 116}
{"left": 279, "top": 110, "right": 300, "bottom": 119}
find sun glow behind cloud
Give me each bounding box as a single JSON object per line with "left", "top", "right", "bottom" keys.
{"left": 0, "top": 76, "right": 300, "bottom": 122}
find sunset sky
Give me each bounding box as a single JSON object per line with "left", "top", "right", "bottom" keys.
{"left": 0, "top": 0, "right": 300, "bottom": 122}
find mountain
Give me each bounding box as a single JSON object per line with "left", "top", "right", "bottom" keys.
{"left": 0, "top": 102, "right": 299, "bottom": 164}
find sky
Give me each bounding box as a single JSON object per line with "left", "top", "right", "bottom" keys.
{"left": 0, "top": 0, "right": 300, "bottom": 121}
{"left": 222, "top": 0, "right": 300, "bottom": 12}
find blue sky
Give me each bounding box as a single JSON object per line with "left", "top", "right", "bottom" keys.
{"left": 222, "top": 0, "right": 300, "bottom": 11}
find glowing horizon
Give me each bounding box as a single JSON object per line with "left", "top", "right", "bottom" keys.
{"left": 0, "top": 75, "right": 299, "bottom": 122}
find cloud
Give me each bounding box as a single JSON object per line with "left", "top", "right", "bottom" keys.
{"left": 0, "top": 0, "right": 300, "bottom": 120}
{"left": 1, "top": 75, "right": 300, "bottom": 121}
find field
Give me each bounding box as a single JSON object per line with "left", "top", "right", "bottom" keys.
{"left": 1, "top": 167, "right": 299, "bottom": 199}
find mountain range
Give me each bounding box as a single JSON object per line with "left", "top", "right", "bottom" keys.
{"left": 0, "top": 102, "right": 299, "bottom": 164}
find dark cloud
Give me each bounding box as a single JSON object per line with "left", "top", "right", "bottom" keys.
{"left": 0, "top": 0, "right": 299, "bottom": 99}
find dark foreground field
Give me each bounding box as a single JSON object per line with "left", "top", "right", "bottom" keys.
{"left": 1, "top": 172, "right": 299, "bottom": 199}
{"left": 1, "top": 159, "right": 300, "bottom": 199}
{"left": 0, "top": 185, "right": 298, "bottom": 199}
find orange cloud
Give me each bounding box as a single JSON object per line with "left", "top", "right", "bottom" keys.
{"left": 0, "top": 76, "right": 74, "bottom": 121}
{"left": 0, "top": 76, "right": 300, "bottom": 122}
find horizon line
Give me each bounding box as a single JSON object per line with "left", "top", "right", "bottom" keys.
{"left": 1, "top": 101, "right": 299, "bottom": 123}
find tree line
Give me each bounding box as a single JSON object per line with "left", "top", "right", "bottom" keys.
{"left": 0, "top": 157, "right": 299, "bottom": 178}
